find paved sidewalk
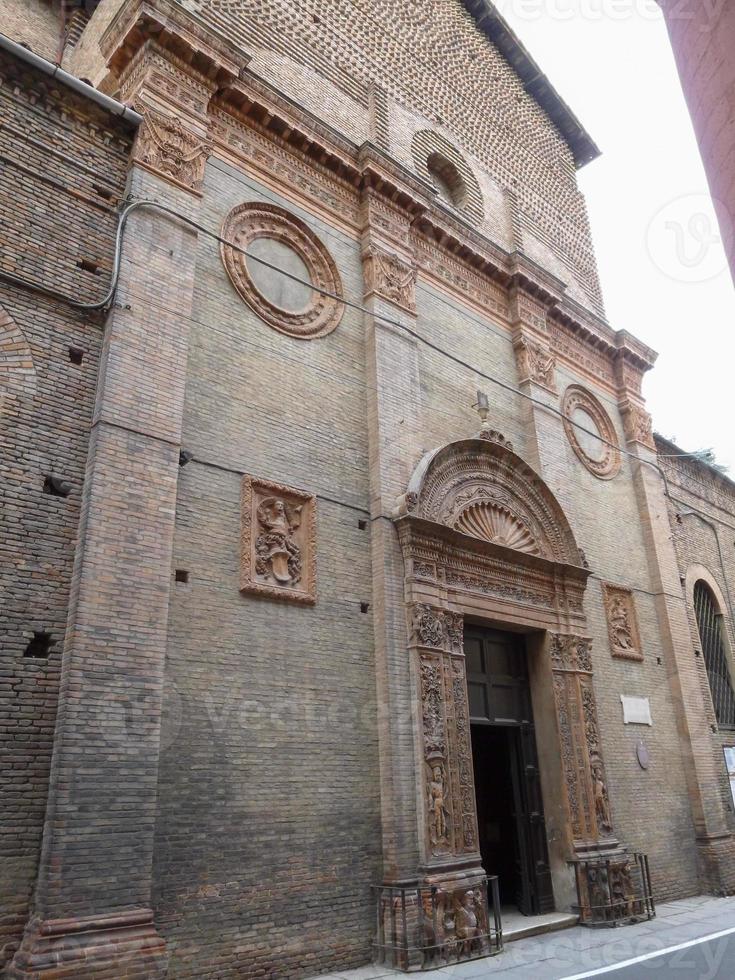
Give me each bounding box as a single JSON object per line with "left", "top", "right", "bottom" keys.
{"left": 314, "top": 895, "right": 735, "bottom": 980}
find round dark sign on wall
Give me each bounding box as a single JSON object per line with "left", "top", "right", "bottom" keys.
{"left": 636, "top": 740, "right": 650, "bottom": 770}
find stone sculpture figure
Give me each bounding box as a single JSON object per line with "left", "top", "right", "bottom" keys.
{"left": 454, "top": 889, "right": 482, "bottom": 957}
{"left": 592, "top": 763, "right": 613, "bottom": 833}
{"left": 428, "top": 762, "right": 449, "bottom": 847}
{"left": 255, "top": 496, "right": 303, "bottom": 586}
{"left": 609, "top": 595, "right": 634, "bottom": 651}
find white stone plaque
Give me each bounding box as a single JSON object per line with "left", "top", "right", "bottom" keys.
{"left": 620, "top": 695, "right": 653, "bottom": 726}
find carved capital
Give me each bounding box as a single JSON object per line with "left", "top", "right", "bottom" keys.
{"left": 132, "top": 108, "right": 211, "bottom": 194}
{"left": 514, "top": 335, "right": 557, "bottom": 391}
{"left": 362, "top": 245, "right": 417, "bottom": 312}
{"left": 411, "top": 603, "right": 463, "bottom": 655}
{"left": 620, "top": 401, "right": 655, "bottom": 451}
{"left": 549, "top": 634, "right": 593, "bottom": 673}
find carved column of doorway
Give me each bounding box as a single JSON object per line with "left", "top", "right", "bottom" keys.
{"left": 408, "top": 603, "right": 481, "bottom": 878}
{"left": 548, "top": 634, "right": 617, "bottom": 850}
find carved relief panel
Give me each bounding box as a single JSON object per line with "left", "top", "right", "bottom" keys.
{"left": 411, "top": 604, "right": 478, "bottom": 861}
{"left": 602, "top": 584, "right": 643, "bottom": 661}
{"left": 241, "top": 476, "right": 316, "bottom": 604}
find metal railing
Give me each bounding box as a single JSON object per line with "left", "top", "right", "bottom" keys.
{"left": 572, "top": 853, "right": 655, "bottom": 927}
{"left": 373, "top": 875, "right": 502, "bottom": 971}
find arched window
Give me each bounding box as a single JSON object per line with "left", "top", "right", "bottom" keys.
{"left": 694, "top": 581, "right": 735, "bottom": 728}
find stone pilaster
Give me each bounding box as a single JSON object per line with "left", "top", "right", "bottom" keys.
{"left": 509, "top": 283, "right": 559, "bottom": 473}
{"left": 615, "top": 338, "right": 735, "bottom": 891}
{"left": 361, "top": 189, "right": 424, "bottom": 883}
{"left": 7, "top": 56, "right": 212, "bottom": 980}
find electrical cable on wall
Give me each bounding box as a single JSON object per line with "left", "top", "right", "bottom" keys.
{"left": 0, "top": 195, "right": 725, "bottom": 514}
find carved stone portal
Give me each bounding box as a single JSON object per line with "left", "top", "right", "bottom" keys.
{"left": 603, "top": 584, "right": 643, "bottom": 661}
{"left": 550, "top": 634, "right": 615, "bottom": 842}
{"left": 396, "top": 438, "right": 618, "bottom": 886}
{"left": 241, "top": 476, "right": 316, "bottom": 604}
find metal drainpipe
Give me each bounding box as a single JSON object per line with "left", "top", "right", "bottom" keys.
{"left": 0, "top": 32, "right": 142, "bottom": 126}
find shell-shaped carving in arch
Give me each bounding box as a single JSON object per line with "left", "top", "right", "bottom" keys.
{"left": 401, "top": 437, "right": 582, "bottom": 566}
{"left": 454, "top": 501, "right": 540, "bottom": 555}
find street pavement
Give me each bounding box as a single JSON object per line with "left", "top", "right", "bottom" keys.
{"left": 313, "top": 895, "right": 735, "bottom": 980}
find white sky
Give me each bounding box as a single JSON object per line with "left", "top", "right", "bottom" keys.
{"left": 496, "top": 0, "right": 735, "bottom": 471}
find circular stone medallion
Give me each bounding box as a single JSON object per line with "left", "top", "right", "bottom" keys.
{"left": 221, "top": 202, "right": 343, "bottom": 339}
{"left": 562, "top": 384, "right": 621, "bottom": 480}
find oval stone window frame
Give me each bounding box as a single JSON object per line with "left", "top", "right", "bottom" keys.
{"left": 562, "top": 384, "right": 621, "bottom": 480}
{"left": 221, "top": 202, "right": 343, "bottom": 340}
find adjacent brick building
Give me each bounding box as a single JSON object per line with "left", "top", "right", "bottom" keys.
{"left": 657, "top": 0, "right": 735, "bottom": 285}
{"left": 1, "top": 2, "right": 734, "bottom": 978}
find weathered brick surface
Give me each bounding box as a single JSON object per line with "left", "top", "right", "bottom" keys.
{"left": 148, "top": 160, "right": 382, "bottom": 979}
{"left": 658, "top": 435, "right": 735, "bottom": 891}
{"left": 0, "top": 1, "right": 60, "bottom": 62}
{"left": 193, "top": 0, "right": 604, "bottom": 315}
{"left": 0, "top": 50, "right": 133, "bottom": 969}
{"left": 658, "top": 0, "right": 735, "bottom": 286}
{"left": 3, "top": 3, "right": 735, "bottom": 979}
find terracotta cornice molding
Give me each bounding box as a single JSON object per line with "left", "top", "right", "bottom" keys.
{"left": 101, "top": 0, "right": 245, "bottom": 85}
{"left": 97, "top": 0, "right": 651, "bottom": 386}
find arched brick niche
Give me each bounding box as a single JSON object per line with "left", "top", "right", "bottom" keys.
{"left": 411, "top": 130, "right": 484, "bottom": 224}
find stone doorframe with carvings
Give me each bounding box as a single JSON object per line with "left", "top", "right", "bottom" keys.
{"left": 392, "top": 433, "right": 620, "bottom": 903}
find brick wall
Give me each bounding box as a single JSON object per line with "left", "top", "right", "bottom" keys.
{"left": 0, "top": 0, "right": 60, "bottom": 62}
{"left": 0, "top": 49, "right": 133, "bottom": 967}
{"left": 658, "top": 435, "right": 735, "bottom": 877}
{"left": 149, "top": 160, "right": 383, "bottom": 979}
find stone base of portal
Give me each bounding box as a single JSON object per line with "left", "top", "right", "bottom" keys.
{"left": 6, "top": 909, "right": 167, "bottom": 979}
{"left": 374, "top": 868, "right": 503, "bottom": 971}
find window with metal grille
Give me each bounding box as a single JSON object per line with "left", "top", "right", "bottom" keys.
{"left": 694, "top": 581, "right": 735, "bottom": 728}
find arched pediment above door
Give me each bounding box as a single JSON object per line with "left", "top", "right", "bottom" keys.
{"left": 396, "top": 436, "right": 584, "bottom": 568}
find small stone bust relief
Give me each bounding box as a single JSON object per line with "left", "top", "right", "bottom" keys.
{"left": 241, "top": 476, "right": 316, "bottom": 604}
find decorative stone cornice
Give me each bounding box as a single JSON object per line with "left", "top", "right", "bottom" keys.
{"left": 98, "top": 0, "right": 654, "bottom": 397}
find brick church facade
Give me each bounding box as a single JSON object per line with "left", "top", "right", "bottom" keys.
{"left": 1, "top": 2, "right": 734, "bottom": 977}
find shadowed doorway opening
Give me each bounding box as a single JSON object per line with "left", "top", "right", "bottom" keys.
{"left": 466, "top": 625, "right": 554, "bottom": 917}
